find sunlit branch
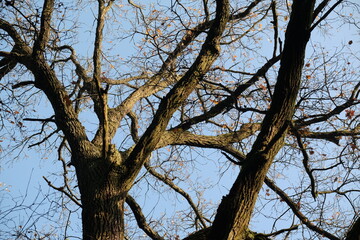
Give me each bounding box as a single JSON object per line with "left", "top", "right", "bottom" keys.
{"left": 112, "top": 0, "right": 261, "bottom": 113}
{"left": 101, "top": 74, "right": 150, "bottom": 85}
{"left": 127, "top": 111, "right": 140, "bottom": 143}
{"left": 123, "top": 0, "right": 230, "bottom": 185}
{"left": 92, "top": 0, "right": 115, "bottom": 158}
{"left": 90, "top": 0, "right": 264, "bottom": 149}
{"left": 157, "top": 123, "right": 261, "bottom": 151}
{"left": 127, "top": 0, "right": 142, "bottom": 9}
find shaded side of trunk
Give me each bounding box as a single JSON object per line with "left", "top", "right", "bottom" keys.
{"left": 208, "top": 1, "right": 315, "bottom": 239}
{"left": 345, "top": 217, "right": 360, "bottom": 240}
{"left": 75, "top": 147, "right": 128, "bottom": 240}
{"left": 81, "top": 184, "right": 126, "bottom": 240}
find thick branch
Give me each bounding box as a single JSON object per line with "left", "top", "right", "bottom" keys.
{"left": 0, "top": 19, "right": 27, "bottom": 46}
{"left": 177, "top": 55, "right": 280, "bottom": 130}
{"left": 122, "top": 0, "right": 230, "bottom": 187}
{"left": 156, "top": 123, "right": 260, "bottom": 151}
{"left": 91, "top": 0, "right": 262, "bottom": 146}
{"left": 127, "top": 111, "right": 140, "bottom": 143}
{"left": 33, "top": 0, "right": 55, "bottom": 54}
{"left": 92, "top": 0, "right": 115, "bottom": 158}
{"left": 0, "top": 55, "right": 17, "bottom": 80}
{"left": 209, "top": 1, "right": 315, "bottom": 238}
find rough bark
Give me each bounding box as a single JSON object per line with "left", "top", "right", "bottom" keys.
{"left": 121, "top": 0, "right": 230, "bottom": 189}
{"left": 208, "top": 0, "right": 315, "bottom": 239}
{"left": 75, "top": 146, "right": 127, "bottom": 240}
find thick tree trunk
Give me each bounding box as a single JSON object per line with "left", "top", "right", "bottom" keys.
{"left": 208, "top": 1, "right": 315, "bottom": 239}
{"left": 81, "top": 186, "right": 126, "bottom": 240}
{"left": 74, "top": 146, "right": 128, "bottom": 240}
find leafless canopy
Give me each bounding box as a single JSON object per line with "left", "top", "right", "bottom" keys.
{"left": 0, "top": 0, "right": 360, "bottom": 239}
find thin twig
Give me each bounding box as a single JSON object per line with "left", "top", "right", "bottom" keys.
{"left": 144, "top": 163, "right": 208, "bottom": 228}
{"left": 264, "top": 177, "right": 339, "bottom": 240}
{"left": 43, "top": 176, "right": 82, "bottom": 207}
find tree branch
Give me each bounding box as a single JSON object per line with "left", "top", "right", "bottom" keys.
{"left": 296, "top": 98, "right": 359, "bottom": 126}
{"left": 92, "top": 0, "right": 115, "bottom": 159}
{"left": 156, "top": 123, "right": 261, "bottom": 151}
{"left": 127, "top": 111, "right": 140, "bottom": 143}
{"left": 0, "top": 55, "right": 17, "bottom": 80}
{"left": 290, "top": 123, "right": 317, "bottom": 199}
{"left": 125, "top": 195, "right": 164, "bottom": 240}
{"left": 43, "top": 176, "right": 82, "bottom": 207}
{"left": 264, "top": 177, "right": 340, "bottom": 240}
{"left": 345, "top": 215, "right": 360, "bottom": 240}
{"left": 122, "top": 0, "right": 230, "bottom": 186}
{"left": 177, "top": 55, "right": 280, "bottom": 130}
{"left": 33, "top": 0, "right": 55, "bottom": 54}
{"left": 93, "top": 0, "right": 262, "bottom": 146}
{"left": 12, "top": 81, "right": 35, "bottom": 89}
{"left": 144, "top": 163, "right": 208, "bottom": 229}
{"left": 310, "top": 0, "right": 343, "bottom": 32}
{"left": 210, "top": 0, "right": 316, "bottom": 238}
{"left": 270, "top": 0, "right": 279, "bottom": 58}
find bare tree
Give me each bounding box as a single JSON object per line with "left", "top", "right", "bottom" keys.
{"left": 0, "top": 0, "right": 359, "bottom": 239}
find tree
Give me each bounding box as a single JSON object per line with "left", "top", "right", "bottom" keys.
{"left": 0, "top": 0, "right": 359, "bottom": 239}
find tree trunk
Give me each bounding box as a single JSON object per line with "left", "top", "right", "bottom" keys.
{"left": 75, "top": 146, "right": 128, "bottom": 240}
{"left": 208, "top": 0, "right": 315, "bottom": 239}
{"left": 81, "top": 186, "right": 126, "bottom": 240}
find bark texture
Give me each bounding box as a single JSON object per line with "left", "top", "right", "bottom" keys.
{"left": 208, "top": 1, "right": 315, "bottom": 239}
